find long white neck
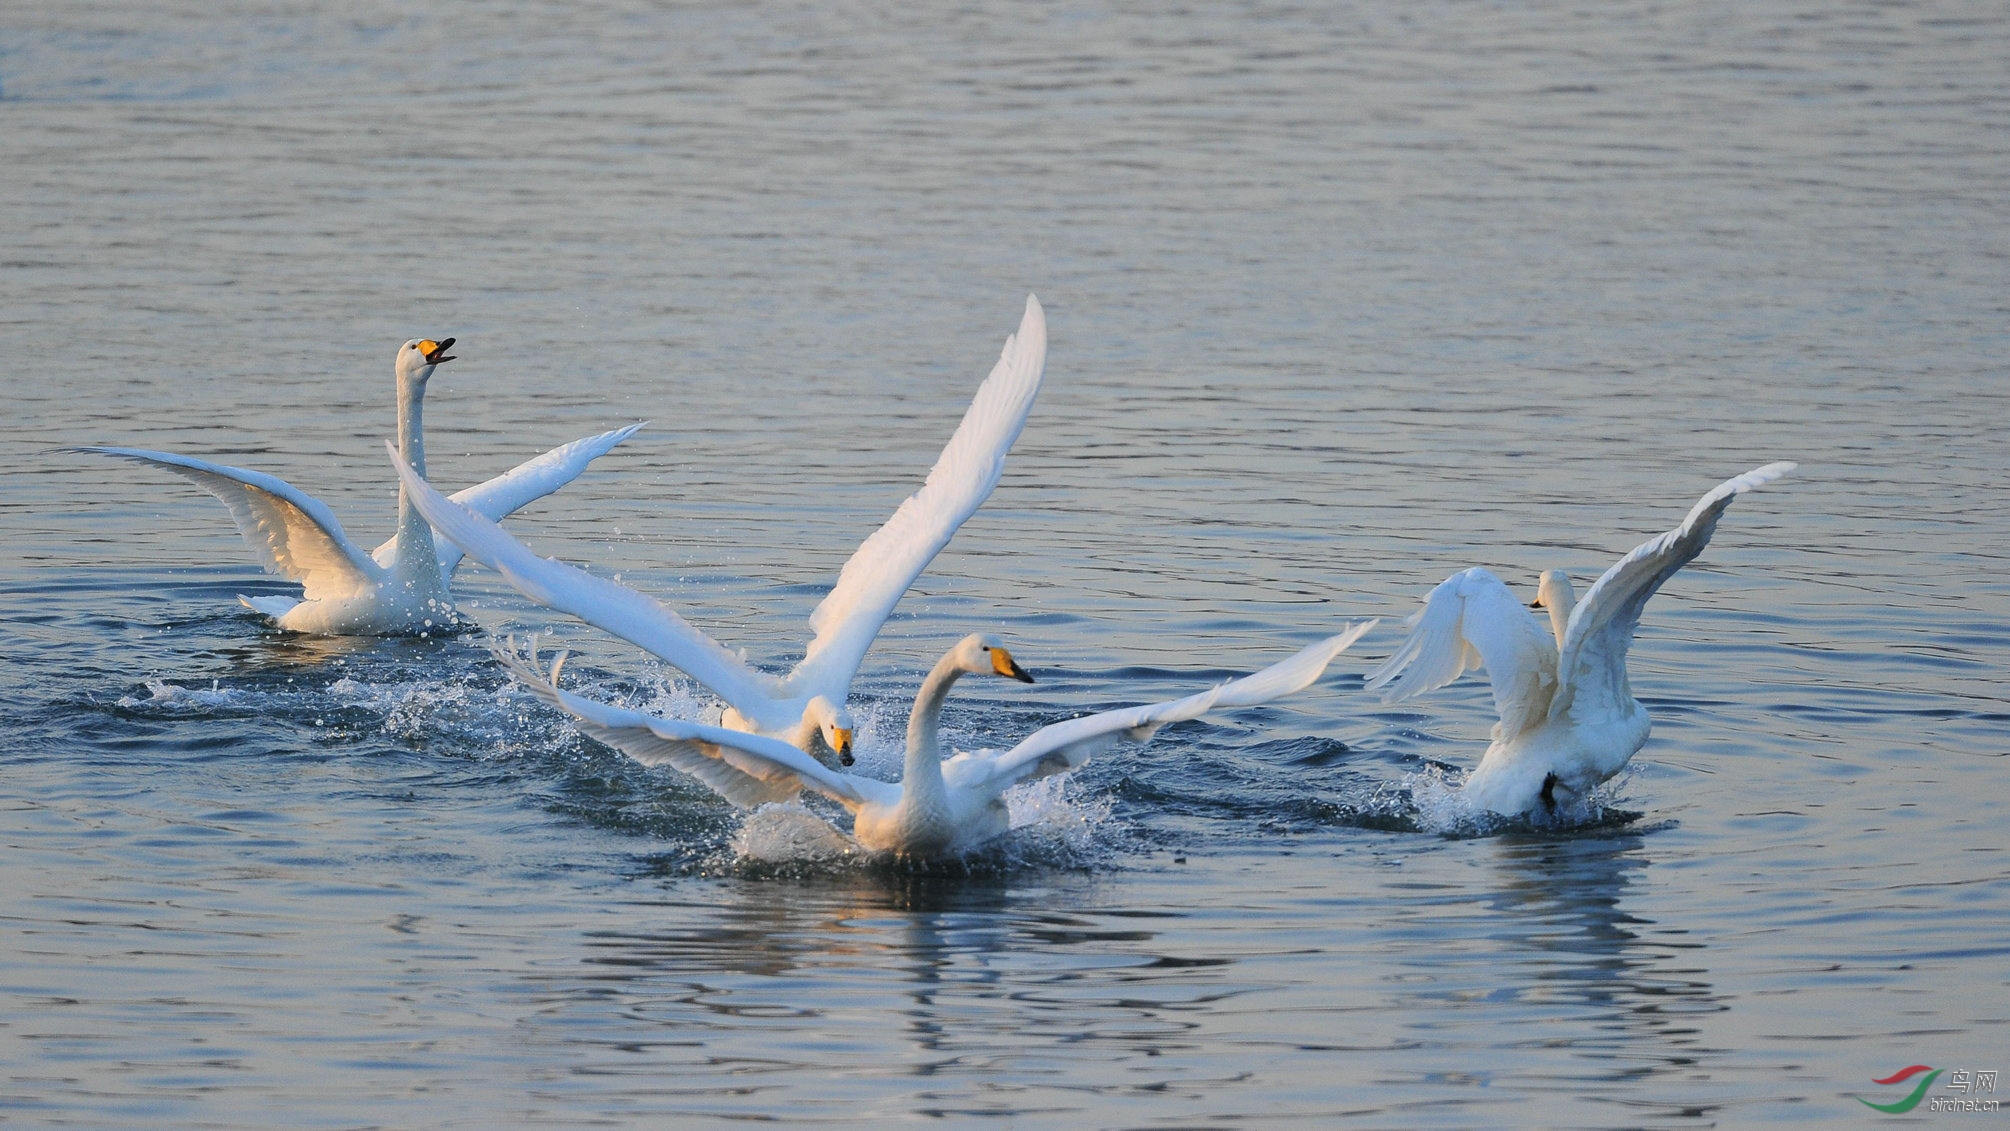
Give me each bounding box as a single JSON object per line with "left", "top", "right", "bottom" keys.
{"left": 901, "top": 649, "right": 968, "bottom": 807}
{"left": 1539, "top": 571, "right": 1577, "bottom": 649}
{"left": 392, "top": 369, "right": 440, "bottom": 583}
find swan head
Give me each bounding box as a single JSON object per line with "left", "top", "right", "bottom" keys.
{"left": 395, "top": 337, "right": 457, "bottom": 383}
{"left": 951, "top": 633, "right": 1036, "bottom": 683}
{"left": 1529, "top": 570, "right": 1574, "bottom": 611}
{"left": 806, "top": 695, "right": 856, "bottom": 766}
{"left": 1529, "top": 569, "right": 1576, "bottom": 645}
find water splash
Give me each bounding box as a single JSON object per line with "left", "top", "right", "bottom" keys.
{"left": 1403, "top": 763, "right": 1641, "bottom": 837}
{"left": 731, "top": 802, "right": 861, "bottom": 865}
{"left": 718, "top": 775, "right": 1119, "bottom": 875}
{"left": 1005, "top": 774, "right": 1110, "bottom": 855}
{"left": 116, "top": 678, "right": 238, "bottom": 709}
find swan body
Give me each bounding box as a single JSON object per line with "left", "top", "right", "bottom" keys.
{"left": 71, "top": 338, "right": 643, "bottom": 636}
{"left": 391, "top": 295, "right": 1049, "bottom": 763}
{"left": 1366, "top": 462, "right": 1795, "bottom": 816}
{"left": 499, "top": 621, "right": 1374, "bottom": 858}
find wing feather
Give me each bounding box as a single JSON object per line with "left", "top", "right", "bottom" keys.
{"left": 1553, "top": 461, "right": 1794, "bottom": 721}
{"left": 388, "top": 442, "right": 786, "bottom": 710}
{"left": 372, "top": 423, "right": 646, "bottom": 580}
{"left": 786, "top": 295, "right": 1048, "bottom": 697}
{"left": 68, "top": 446, "right": 383, "bottom": 600}
{"left": 1208, "top": 620, "right": 1375, "bottom": 708}
{"left": 1364, "top": 567, "right": 1558, "bottom": 740}
{"left": 492, "top": 641, "right": 880, "bottom": 811}
{"left": 947, "top": 623, "right": 1373, "bottom": 796}
{"left": 942, "top": 684, "right": 1223, "bottom": 797}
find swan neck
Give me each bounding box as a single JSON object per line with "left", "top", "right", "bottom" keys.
{"left": 393, "top": 370, "right": 438, "bottom": 577}
{"left": 902, "top": 650, "right": 965, "bottom": 800}
{"left": 1544, "top": 578, "right": 1576, "bottom": 648}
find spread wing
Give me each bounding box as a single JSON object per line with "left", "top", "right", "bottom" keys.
{"left": 1364, "top": 567, "right": 1559, "bottom": 741}
{"left": 68, "top": 446, "right": 384, "bottom": 601}
{"left": 943, "top": 621, "right": 1373, "bottom": 797}
{"left": 388, "top": 441, "right": 786, "bottom": 710}
{"left": 371, "top": 422, "right": 646, "bottom": 581}
{"left": 785, "top": 295, "right": 1048, "bottom": 699}
{"left": 940, "top": 684, "right": 1223, "bottom": 798}
{"left": 1553, "top": 461, "right": 1795, "bottom": 721}
{"left": 493, "top": 640, "right": 891, "bottom": 812}
{"left": 1207, "top": 620, "right": 1376, "bottom": 708}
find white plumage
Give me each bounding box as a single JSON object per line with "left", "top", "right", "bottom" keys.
{"left": 500, "top": 621, "right": 1373, "bottom": 858}
{"left": 1366, "top": 462, "right": 1795, "bottom": 817}
{"left": 392, "top": 296, "right": 1049, "bottom": 764}
{"left": 70, "top": 337, "right": 642, "bottom": 636}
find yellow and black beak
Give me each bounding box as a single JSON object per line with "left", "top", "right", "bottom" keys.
{"left": 990, "top": 647, "right": 1035, "bottom": 684}
{"left": 833, "top": 728, "right": 854, "bottom": 766}
{"left": 418, "top": 337, "right": 457, "bottom": 366}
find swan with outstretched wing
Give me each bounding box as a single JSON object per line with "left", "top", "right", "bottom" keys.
{"left": 499, "top": 621, "right": 1373, "bottom": 857}
{"left": 70, "top": 337, "right": 642, "bottom": 635}
{"left": 393, "top": 296, "right": 1048, "bottom": 764}
{"left": 1366, "top": 462, "right": 1795, "bottom": 816}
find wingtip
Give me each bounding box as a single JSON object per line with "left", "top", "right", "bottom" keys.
{"left": 1017, "top": 293, "right": 1047, "bottom": 343}
{"left": 1733, "top": 460, "right": 1796, "bottom": 488}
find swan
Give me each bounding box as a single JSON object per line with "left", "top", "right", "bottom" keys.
{"left": 497, "top": 620, "right": 1375, "bottom": 858}
{"left": 1364, "top": 462, "right": 1795, "bottom": 817}
{"left": 387, "top": 296, "right": 1048, "bottom": 765}
{"left": 69, "top": 337, "right": 644, "bottom": 636}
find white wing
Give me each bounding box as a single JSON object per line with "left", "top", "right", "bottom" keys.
{"left": 1208, "top": 620, "right": 1376, "bottom": 708}
{"left": 786, "top": 295, "right": 1048, "bottom": 698}
{"left": 945, "top": 622, "right": 1373, "bottom": 796}
{"left": 493, "top": 640, "right": 891, "bottom": 812}
{"left": 1364, "top": 567, "right": 1559, "bottom": 741}
{"left": 941, "top": 684, "right": 1223, "bottom": 798}
{"left": 371, "top": 422, "right": 646, "bottom": 581}
{"left": 388, "top": 441, "right": 786, "bottom": 710}
{"left": 68, "top": 446, "right": 384, "bottom": 601}
{"left": 1553, "top": 461, "right": 1795, "bottom": 721}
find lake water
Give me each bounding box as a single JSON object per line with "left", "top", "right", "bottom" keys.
{"left": 3, "top": 1, "right": 2006, "bottom": 1125}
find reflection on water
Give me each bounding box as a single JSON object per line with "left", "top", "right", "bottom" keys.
{"left": 1484, "top": 834, "right": 1722, "bottom": 1073}
{"left": 493, "top": 841, "right": 1736, "bottom": 1123}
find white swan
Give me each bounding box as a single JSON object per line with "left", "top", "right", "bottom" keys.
{"left": 1364, "top": 462, "right": 1795, "bottom": 817}
{"left": 388, "top": 296, "right": 1048, "bottom": 764}
{"left": 70, "top": 337, "right": 644, "bottom": 636}
{"left": 498, "top": 621, "right": 1374, "bottom": 858}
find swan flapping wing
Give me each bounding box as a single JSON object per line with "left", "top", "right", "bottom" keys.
{"left": 1364, "top": 567, "right": 1558, "bottom": 740}
{"left": 492, "top": 639, "right": 886, "bottom": 812}
{"left": 1553, "top": 461, "right": 1795, "bottom": 721}
{"left": 946, "top": 622, "right": 1372, "bottom": 796}
{"left": 370, "top": 422, "right": 646, "bottom": 580}
{"left": 68, "top": 446, "right": 384, "bottom": 600}
{"left": 388, "top": 442, "right": 787, "bottom": 710}
{"left": 942, "top": 683, "right": 1224, "bottom": 797}
{"left": 787, "top": 295, "right": 1048, "bottom": 699}
{"left": 1208, "top": 621, "right": 1376, "bottom": 708}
